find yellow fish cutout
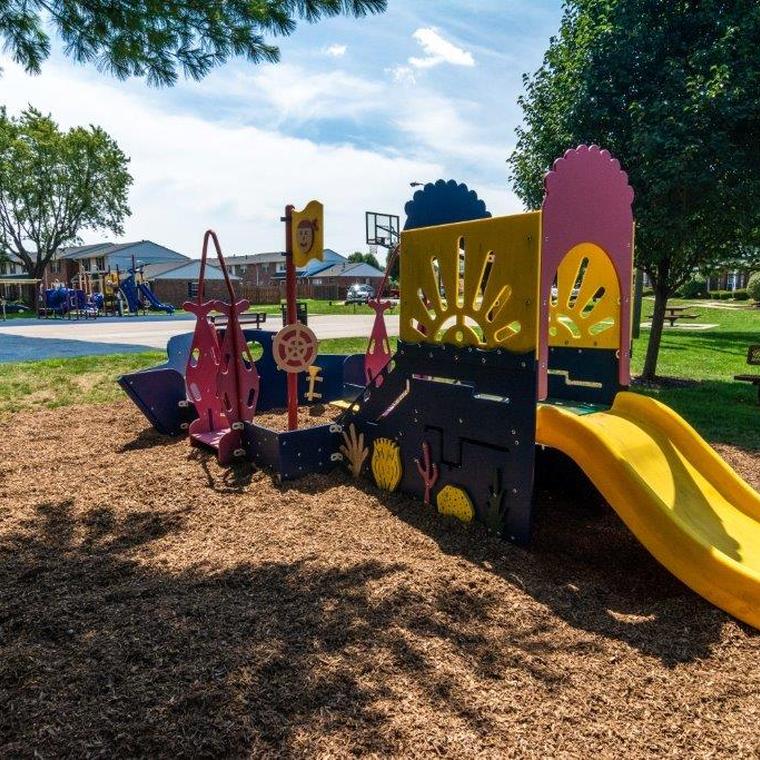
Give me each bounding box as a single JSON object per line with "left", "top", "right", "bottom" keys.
{"left": 291, "top": 200, "right": 324, "bottom": 267}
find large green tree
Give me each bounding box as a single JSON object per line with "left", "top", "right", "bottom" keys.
{"left": 348, "top": 250, "right": 381, "bottom": 270}
{"left": 0, "top": 107, "right": 132, "bottom": 278}
{"left": 0, "top": 0, "right": 386, "bottom": 86}
{"left": 509, "top": 0, "right": 760, "bottom": 380}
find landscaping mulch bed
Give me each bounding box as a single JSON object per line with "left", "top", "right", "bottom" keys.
{"left": 255, "top": 404, "right": 342, "bottom": 432}
{"left": 1, "top": 401, "right": 759, "bottom": 758}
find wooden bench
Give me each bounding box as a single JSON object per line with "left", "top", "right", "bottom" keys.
{"left": 210, "top": 311, "right": 267, "bottom": 329}
{"left": 734, "top": 344, "right": 760, "bottom": 404}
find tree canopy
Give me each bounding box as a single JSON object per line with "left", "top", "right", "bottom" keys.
{"left": 348, "top": 250, "right": 381, "bottom": 270}
{"left": 0, "top": 107, "right": 132, "bottom": 278}
{"left": 0, "top": 0, "right": 386, "bottom": 86}
{"left": 509, "top": 0, "right": 760, "bottom": 379}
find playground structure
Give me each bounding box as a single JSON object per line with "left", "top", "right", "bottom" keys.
{"left": 37, "top": 261, "right": 174, "bottom": 318}
{"left": 118, "top": 145, "right": 760, "bottom": 631}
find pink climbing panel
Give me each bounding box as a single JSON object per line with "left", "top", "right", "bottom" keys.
{"left": 365, "top": 298, "right": 393, "bottom": 385}
{"left": 215, "top": 296, "right": 259, "bottom": 426}
{"left": 183, "top": 229, "right": 259, "bottom": 466}
{"left": 539, "top": 145, "right": 635, "bottom": 400}
{"left": 183, "top": 299, "right": 228, "bottom": 439}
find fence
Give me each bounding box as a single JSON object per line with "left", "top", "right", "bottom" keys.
{"left": 241, "top": 281, "right": 350, "bottom": 305}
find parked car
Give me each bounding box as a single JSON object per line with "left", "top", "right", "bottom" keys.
{"left": 1, "top": 300, "right": 30, "bottom": 314}
{"left": 345, "top": 283, "right": 375, "bottom": 304}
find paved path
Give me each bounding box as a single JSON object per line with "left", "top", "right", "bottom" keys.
{"left": 0, "top": 314, "right": 400, "bottom": 362}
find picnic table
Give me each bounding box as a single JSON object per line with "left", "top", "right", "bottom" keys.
{"left": 648, "top": 304, "right": 701, "bottom": 327}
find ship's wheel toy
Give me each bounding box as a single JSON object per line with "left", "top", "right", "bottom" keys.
{"left": 273, "top": 322, "right": 319, "bottom": 373}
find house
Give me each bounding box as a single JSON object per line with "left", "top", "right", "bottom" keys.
{"left": 140, "top": 260, "right": 239, "bottom": 304}
{"left": 225, "top": 248, "right": 385, "bottom": 300}
{"left": 706, "top": 270, "right": 754, "bottom": 292}
{"left": 225, "top": 252, "right": 287, "bottom": 286}
{"left": 52, "top": 240, "right": 189, "bottom": 281}
{"left": 304, "top": 261, "right": 385, "bottom": 293}
{"left": 224, "top": 249, "right": 348, "bottom": 287}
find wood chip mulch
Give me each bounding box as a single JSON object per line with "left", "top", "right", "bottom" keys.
{"left": 1, "top": 402, "right": 759, "bottom": 758}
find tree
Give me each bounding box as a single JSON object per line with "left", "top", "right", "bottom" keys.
{"left": 348, "top": 251, "right": 381, "bottom": 270}
{"left": 509, "top": 0, "right": 760, "bottom": 380}
{"left": 0, "top": 107, "right": 132, "bottom": 278}
{"left": 0, "top": 0, "right": 386, "bottom": 87}
{"left": 747, "top": 272, "right": 760, "bottom": 304}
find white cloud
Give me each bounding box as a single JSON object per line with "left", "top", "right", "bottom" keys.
{"left": 409, "top": 27, "right": 475, "bottom": 70}
{"left": 393, "top": 90, "right": 506, "bottom": 168}
{"left": 250, "top": 63, "right": 383, "bottom": 123}
{"left": 387, "top": 65, "right": 416, "bottom": 86}
{"left": 0, "top": 58, "right": 441, "bottom": 256}
{"left": 324, "top": 44, "right": 347, "bottom": 58}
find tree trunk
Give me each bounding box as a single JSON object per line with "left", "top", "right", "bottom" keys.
{"left": 641, "top": 285, "right": 669, "bottom": 382}
{"left": 31, "top": 262, "right": 47, "bottom": 281}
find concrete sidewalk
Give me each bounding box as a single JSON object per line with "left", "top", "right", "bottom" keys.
{"left": 0, "top": 314, "right": 399, "bottom": 362}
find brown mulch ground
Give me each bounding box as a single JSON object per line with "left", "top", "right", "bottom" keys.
{"left": 1, "top": 402, "right": 759, "bottom": 759}
{"left": 255, "top": 405, "right": 341, "bottom": 432}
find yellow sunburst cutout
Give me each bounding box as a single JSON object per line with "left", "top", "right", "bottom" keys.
{"left": 400, "top": 213, "right": 541, "bottom": 352}
{"left": 549, "top": 242, "right": 621, "bottom": 349}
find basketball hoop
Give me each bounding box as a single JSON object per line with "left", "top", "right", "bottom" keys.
{"left": 365, "top": 211, "right": 400, "bottom": 249}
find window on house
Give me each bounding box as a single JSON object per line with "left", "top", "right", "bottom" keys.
{"left": 188, "top": 282, "right": 199, "bottom": 299}
{"left": 276, "top": 262, "right": 286, "bottom": 273}
{"left": 95, "top": 256, "right": 106, "bottom": 271}
{"left": 8, "top": 262, "right": 16, "bottom": 274}
{"left": 82, "top": 258, "right": 91, "bottom": 272}
{"left": 0, "top": 262, "right": 7, "bottom": 275}
{"left": 50, "top": 259, "right": 61, "bottom": 274}
{"left": 311, "top": 279, "right": 322, "bottom": 285}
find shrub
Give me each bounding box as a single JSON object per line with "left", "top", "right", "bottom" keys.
{"left": 681, "top": 275, "right": 708, "bottom": 299}
{"left": 733, "top": 289, "right": 750, "bottom": 301}
{"left": 747, "top": 272, "right": 760, "bottom": 303}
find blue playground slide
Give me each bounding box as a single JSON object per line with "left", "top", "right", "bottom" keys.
{"left": 138, "top": 282, "right": 174, "bottom": 314}
{"left": 120, "top": 274, "right": 174, "bottom": 314}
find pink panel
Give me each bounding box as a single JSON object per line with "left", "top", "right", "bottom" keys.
{"left": 539, "top": 145, "right": 635, "bottom": 399}
{"left": 365, "top": 298, "right": 393, "bottom": 385}
{"left": 214, "top": 297, "right": 259, "bottom": 426}
{"left": 183, "top": 299, "right": 228, "bottom": 437}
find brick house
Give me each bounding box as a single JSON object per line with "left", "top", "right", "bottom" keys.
{"left": 225, "top": 252, "right": 287, "bottom": 287}
{"left": 142, "top": 260, "right": 239, "bottom": 304}
{"left": 706, "top": 270, "right": 754, "bottom": 291}
{"left": 303, "top": 261, "right": 385, "bottom": 298}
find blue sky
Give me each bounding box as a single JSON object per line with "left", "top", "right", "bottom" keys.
{"left": 1, "top": 1, "right": 563, "bottom": 259}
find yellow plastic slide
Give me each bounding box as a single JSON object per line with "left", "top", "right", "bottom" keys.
{"left": 536, "top": 392, "right": 760, "bottom": 629}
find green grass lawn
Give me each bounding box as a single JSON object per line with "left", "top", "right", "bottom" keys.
{"left": 163, "top": 299, "right": 396, "bottom": 318}
{"left": 632, "top": 300, "right": 759, "bottom": 449}
{"left": 1, "top": 302, "right": 757, "bottom": 448}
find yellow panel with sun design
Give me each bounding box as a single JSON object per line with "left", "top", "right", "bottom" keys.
{"left": 548, "top": 243, "right": 621, "bottom": 349}
{"left": 399, "top": 212, "right": 541, "bottom": 353}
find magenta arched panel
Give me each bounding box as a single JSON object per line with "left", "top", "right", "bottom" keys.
{"left": 539, "top": 145, "right": 635, "bottom": 400}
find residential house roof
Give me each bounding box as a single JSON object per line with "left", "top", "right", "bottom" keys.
{"left": 309, "top": 261, "right": 385, "bottom": 280}
{"left": 225, "top": 252, "right": 285, "bottom": 266}
{"left": 142, "top": 261, "right": 238, "bottom": 281}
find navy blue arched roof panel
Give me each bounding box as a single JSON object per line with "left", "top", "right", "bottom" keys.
{"left": 403, "top": 179, "right": 490, "bottom": 231}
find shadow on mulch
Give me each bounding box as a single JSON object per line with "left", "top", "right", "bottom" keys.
{"left": 119, "top": 427, "right": 181, "bottom": 452}
{"left": 189, "top": 446, "right": 259, "bottom": 494}
{"left": 1, "top": 498, "right": 539, "bottom": 757}
{"left": 342, "top": 449, "right": 743, "bottom": 668}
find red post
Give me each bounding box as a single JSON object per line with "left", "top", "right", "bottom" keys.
{"left": 283, "top": 204, "right": 298, "bottom": 431}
